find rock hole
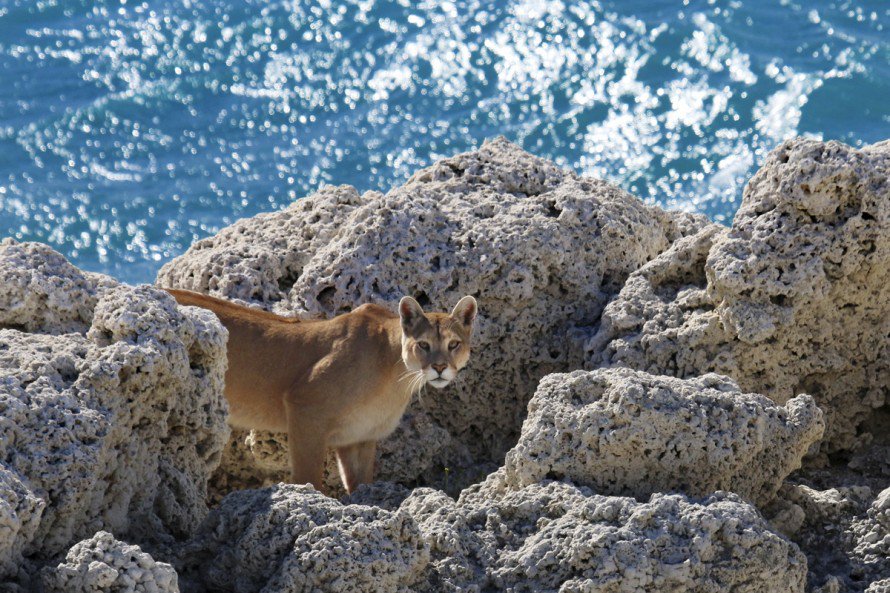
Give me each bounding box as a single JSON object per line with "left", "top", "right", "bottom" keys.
{"left": 277, "top": 272, "right": 300, "bottom": 294}
{"left": 544, "top": 200, "right": 561, "bottom": 218}
{"left": 446, "top": 163, "right": 464, "bottom": 178}
{"left": 769, "top": 295, "right": 788, "bottom": 306}
{"left": 414, "top": 292, "right": 431, "bottom": 308}
{"left": 317, "top": 286, "right": 337, "bottom": 307}
{"left": 60, "top": 368, "right": 80, "bottom": 383}
{"left": 431, "top": 256, "right": 441, "bottom": 272}
{"left": 861, "top": 212, "right": 875, "bottom": 221}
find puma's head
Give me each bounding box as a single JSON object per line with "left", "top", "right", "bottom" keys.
{"left": 399, "top": 295, "right": 477, "bottom": 389}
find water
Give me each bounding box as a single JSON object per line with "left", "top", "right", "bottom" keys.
{"left": 1, "top": 0, "right": 887, "bottom": 284}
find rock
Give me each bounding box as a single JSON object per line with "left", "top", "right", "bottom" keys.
{"left": 812, "top": 576, "right": 843, "bottom": 593}
{"left": 503, "top": 368, "right": 824, "bottom": 506}
{"left": 407, "top": 479, "right": 808, "bottom": 592}
{"left": 177, "top": 484, "right": 429, "bottom": 593}
{"left": 179, "top": 478, "right": 807, "bottom": 593}
{"left": 157, "top": 137, "right": 707, "bottom": 491}
{"left": 588, "top": 138, "right": 890, "bottom": 454}
{"left": 867, "top": 579, "right": 890, "bottom": 593}
{"left": 0, "top": 468, "right": 44, "bottom": 577}
{"left": 772, "top": 484, "right": 871, "bottom": 589}
{"left": 0, "top": 241, "right": 229, "bottom": 580}
{"left": 764, "top": 482, "right": 890, "bottom": 593}
{"left": 851, "top": 488, "right": 890, "bottom": 586}
{"left": 41, "top": 531, "right": 179, "bottom": 593}
{"left": 0, "top": 240, "right": 110, "bottom": 334}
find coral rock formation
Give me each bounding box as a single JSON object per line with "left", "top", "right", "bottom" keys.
{"left": 178, "top": 484, "right": 429, "bottom": 593}
{"left": 0, "top": 241, "right": 229, "bottom": 579}
{"left": 588, "top": 139, "right": 889, "bottom": 454}
{"left": 504, "top": 368, "right": 824, "bottom": 506}
{"left": 41, "top": 531, "right": 179, "bottom": 593}
{"left": 181, "top": 479, "right": 808, "bottom": 593}
{"left": 852, "top": 487, "right": 890, "bottom": 588}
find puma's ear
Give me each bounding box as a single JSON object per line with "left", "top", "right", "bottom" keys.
{"left": 399, "top": 296, "right": 426, "bottom": 333}
{"left": 451, "top": 296, "right": 477, "bottom": 326}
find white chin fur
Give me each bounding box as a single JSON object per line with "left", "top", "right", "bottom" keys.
{"left": 428, "top": 378, "right": 450, "bottom": 389}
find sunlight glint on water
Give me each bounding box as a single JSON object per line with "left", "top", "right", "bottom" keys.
{"left": 0, "top": 0, "right": 887, "bottom": 283}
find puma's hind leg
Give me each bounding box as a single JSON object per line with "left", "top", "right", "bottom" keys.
{"left": 336, "top": 440, "right": 377, "bottom": 494}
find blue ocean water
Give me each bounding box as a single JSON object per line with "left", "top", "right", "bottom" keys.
{"left": 0, "top": 0, "right": 887, "bottom": 284}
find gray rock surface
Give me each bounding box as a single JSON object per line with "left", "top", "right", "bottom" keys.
{"left": 851, "top": 488, "right": 890, "bottom": 588}
{"left": 766, "top": 483, "right": 874, "bottom": 591}
{"left": 41, "top": 531, "right": 179, "bottom": 593}
{"left": 0, "top": 241, "right": 229, "bottom": 579}
{"left": 504, "top": 368, "right": 824, "bottom": 506}
{"left": 588, "top": 138, "right": 889, "bottom": 454}
{"left": 178, "top": 478, "right": 808, "bottom": 593}
{"left": 457, "top": 482, "right": 807, "bottom": 593}
{"left": 157, "top": 137, "right": 707, "bottom": 491}
{"left": 178, "top": 484, "right": 429, "bottom": 593}
{"left": 0, "top": 468, "right": 44, "bottom": 577}
{"left": 0, "top": 239, "right": 111, "bottom": 334}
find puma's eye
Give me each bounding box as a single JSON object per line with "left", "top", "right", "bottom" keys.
{"left": 448, "top": 340, "right": 461, "bottom": 351}
{"left": 417, "top": 341, "right": 431, "bottom": 351}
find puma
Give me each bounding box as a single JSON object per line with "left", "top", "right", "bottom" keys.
{"left": 164, "top": 288, "right": 477, "bottom": 494}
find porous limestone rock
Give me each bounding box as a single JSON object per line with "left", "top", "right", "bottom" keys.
{"left": 765, "top": 482, "right": 875, "bottom": 591}
{"left": 851, "top": 488, "right": 890, "bottom": 587}
{"left": 179, "top": 479, "right": 807, "bottom": 593}
{"left": 481, "top": 487, "right": 805, "bottom": 593}
{"left": 177, "top": 484, "right": 429, "bottom": 593}
{"left": 588, "top": 138, "right": 890, "bottom": 453}
{"left": 408, "top": 479, "right": 808, "bottom": 592}
{"left": 0, "top": 241, "right": 229, "bottom": 579}
{"left": 0, "top": 467, "right": 44, "bottom": 577}
{"left": 503, "top": 368, "right": 824, "bottom": 506}
{"left": 157, "top": 137, "right": 707, "bottom": 490}
{"left": 41, "top": 531, "right": 179, "bottom": 593}
{"left": 0, "top": 239, "right": 112, "bottom": 334}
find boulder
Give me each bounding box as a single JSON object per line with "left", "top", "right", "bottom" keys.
{"left": 178, "top": 478, "right": 808, "bottom": 593}
{"left": 157, "top": 137, "right": 707, "bottom": 490}
{"left": 588, "top": 138, "right": 889, "bottom": 453}
{"left": 503, "top": 368, "right": 824, "bottom": 506}
{"left": 0, "top": 241, "right": 229, "bottom": 579}
{"left": 41, "top": 531, "right": 179, "bottom": 593}
{"left": 177, "top": 484, "right": 429, "bottom": 593}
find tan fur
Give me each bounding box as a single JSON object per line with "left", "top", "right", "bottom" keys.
{"left": 164, "top": 288, "right": 476, "bottom": 494}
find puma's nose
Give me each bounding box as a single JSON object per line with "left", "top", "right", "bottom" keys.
{"left": 432, "top": 363, "right": 447, "bottom": 374}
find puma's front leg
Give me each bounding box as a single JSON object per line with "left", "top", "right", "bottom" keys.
{"left": 336, "top": 440, "right": 377, "bottom": 494}
{"left": 284, "top": 398, "right": 328, "bottom": 493}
